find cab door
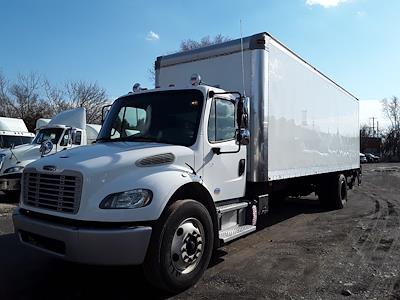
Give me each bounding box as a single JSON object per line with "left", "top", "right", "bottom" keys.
{"left": 202, "top": 97, "right": 247, "bottom": 202}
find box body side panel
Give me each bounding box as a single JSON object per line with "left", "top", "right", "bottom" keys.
{"left": 267, "top": 40, "right": 359, "bottom": 181}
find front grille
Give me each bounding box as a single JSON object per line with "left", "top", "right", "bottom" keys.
{"left": 23, "top": 170, "right": 82, "bottom": 214}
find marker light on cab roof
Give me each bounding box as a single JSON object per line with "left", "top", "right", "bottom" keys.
{"left": 190, "top": 73, "right": 201, "bottom": 86}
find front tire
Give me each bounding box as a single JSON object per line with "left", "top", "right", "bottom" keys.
{"left": 3, "top": 190, "right": 20, "bottom": 202}
{"left": 143, "top": 199, "right": 214, "bottom": 293}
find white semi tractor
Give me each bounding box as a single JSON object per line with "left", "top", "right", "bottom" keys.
{"left": 0, "top": 108, "right": 100, "bottom": 196}
{"left": 13, "top": 33, "right": 360, "bottom": 292}
{"left": 0, "top": 117, "right": 34, "bottom": 149}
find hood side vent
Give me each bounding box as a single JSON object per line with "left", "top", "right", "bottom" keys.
{"left": 136, "top": 153, "right": 175, "bottom": 167}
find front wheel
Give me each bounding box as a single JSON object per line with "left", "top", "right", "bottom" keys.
{"left": 143, "top": 199, "right": 214, "bottom": 293}
{"left": 3, "top": 190, "right": 20, "bottom": 202}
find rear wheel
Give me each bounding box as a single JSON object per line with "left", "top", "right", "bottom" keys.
{"left": 318, "top": 174, "right": 348, "bottom": 209}
{"left": 143, "top": 199, "right": 214, "bottom": 293}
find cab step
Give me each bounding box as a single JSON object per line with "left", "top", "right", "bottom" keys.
{"left": 219, "top": 225, "right": 256, "bottom": 243}
{"left": 217, "top": 202, "right": 248, "bottom": 214}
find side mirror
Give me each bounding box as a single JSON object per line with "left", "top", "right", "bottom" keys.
{"left": 40, "top": 140, "right": 54, "bottom": 156}
{"left": 102, "top": 105, "right": 112, "bottom": 125}
{"left": 236, "top": 97, "right": 250, "bottom": 129}
{"left": 237, "top": 128, "right": 250, "bottom": 145}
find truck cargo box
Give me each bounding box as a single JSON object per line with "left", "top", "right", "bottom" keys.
{"left": 156, "top": 32, "right": 359, "bottom": 182}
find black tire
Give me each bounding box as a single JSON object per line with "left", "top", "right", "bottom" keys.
{"left": 143, "top": 199, "right": 214, "bottom": 293}
{"left": 3, "top": 191, "right": 20, "bottom": 202}
{"left": 318, "top": 174, "right": 348, "bottom": 209}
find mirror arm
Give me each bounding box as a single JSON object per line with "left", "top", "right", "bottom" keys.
{"left": 208, "top": 91, "right": 242, "bottom": 99}
{"left": 212, "top": 143, "right": 241, "bottom": 156}
{"left": 101, "top": 104, "right": 112, "bottom": 125}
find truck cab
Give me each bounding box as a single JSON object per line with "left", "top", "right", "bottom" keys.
{"left": 0, "top": 108, "right": 100, "bottom": 195}
{"left": 13, "top": 84, "right": 251, "bottom": 292}
{"left": 0, "top": 117, "right": 34, "bottom": 149}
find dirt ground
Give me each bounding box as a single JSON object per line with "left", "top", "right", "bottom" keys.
{"left": 0, "top": 163, "right": 400, "bottom": 299}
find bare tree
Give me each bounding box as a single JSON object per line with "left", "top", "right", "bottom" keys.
{"left": 65, "top": 80, "right": 109, "bottom": 124}
{"left": 0, "top": 71, "right": 111, "bottom": 129}
{"left": 360, "top": 123, "right": 374, "bottom": 138}
{"left": 43, "top": 79, "right": 73, "bottom": 115}
{"left": 180, "top": 34, "right": 232, "bottom": 52}
{"left": 149, "top": 34, "right": 232, "bottom": 85}
{"left": 6, "top": 72, "right": 49, "bottom": 131}
{"left": 382, "top": 96, "right": 400, "bottom": 131}
{"left": 381, "top": 96, "right": 400, "bottom": 160}
{"left": 0, "top": 71, "right": 12, "bottom": 117}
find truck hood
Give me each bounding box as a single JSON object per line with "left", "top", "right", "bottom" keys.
{"left": 0, "top": 143, "right": 41, "bottom": 174}
{"left": 26, "top": 142, "right": 195, "bottom": 177}
{"left": 9, "top": 143, "right": 41, "bottom": 162}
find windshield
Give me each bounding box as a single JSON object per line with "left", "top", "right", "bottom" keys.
{"left": 98, "top": 90, "right": 204, "bottom": 147}
{"left": 0, "top": 135, "right": 34, "bottom": 148}
{"left": 32, "top": 128, "right": 64, "bottom": 145}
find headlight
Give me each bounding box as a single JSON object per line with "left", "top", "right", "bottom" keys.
{"left": 4, "top": 166, "right": 24, "bottom": 174}
{"left": 100, "top": 189, "right": 152, "bottom": 209}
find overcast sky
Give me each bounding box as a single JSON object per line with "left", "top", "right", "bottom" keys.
{"left": 0, "top": 0, "right": 398, "bottom": 128}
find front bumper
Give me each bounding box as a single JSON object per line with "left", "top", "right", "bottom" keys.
{"left": 0, "top": 173, "right": 21, "bottom": 191}
{"left": 12, "top": 208, "right": 152, "bottom": 265}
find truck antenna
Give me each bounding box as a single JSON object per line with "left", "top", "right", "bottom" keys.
{"left": 240, "top": 19, "right": 246, "bottom": 97}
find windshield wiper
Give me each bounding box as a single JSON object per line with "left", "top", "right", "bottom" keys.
{"left": 129, "top": 136, "right": 157, "bottom": 142}
{"left": 96, "top": 137, "right": 112, "bottom": 143}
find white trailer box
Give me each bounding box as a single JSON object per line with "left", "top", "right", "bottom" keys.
{"left": 156, "top": 32, "right": 359, "bottom": 182}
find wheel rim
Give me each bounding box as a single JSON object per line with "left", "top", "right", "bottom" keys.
{"left": 171, "top": 218, "right": 205, "bottom": 274}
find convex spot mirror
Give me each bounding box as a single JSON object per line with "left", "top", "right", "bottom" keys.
{"left": 237, "top": 128, "right": 250, "bottom": 145}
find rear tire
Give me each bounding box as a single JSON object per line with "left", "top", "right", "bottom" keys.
{"left": 143, "top": 199, "right": 214, "bottom": 293}
{"left": 318, "top": 174, "right": 348, "bottom": 209}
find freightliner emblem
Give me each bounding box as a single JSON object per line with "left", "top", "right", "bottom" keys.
{"left": 43, "top": 165, "right": 57, "bottom": 171}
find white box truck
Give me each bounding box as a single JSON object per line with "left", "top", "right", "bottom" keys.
{"left": 0, "top": 117, "right": 34, "bottom": 149}
{"left": 0, "top": 108, "right": 101, "bottom": 196}
{"left": 13, "top": 33, "right": 360, "bottom": 292}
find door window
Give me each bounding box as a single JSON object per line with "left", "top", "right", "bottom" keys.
{"left": 208, "top": 98, "right": 236, "bottom": 143}
{"left": 73, "top": 131, "right": 82, "bottom": 145}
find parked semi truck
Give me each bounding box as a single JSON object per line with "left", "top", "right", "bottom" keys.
{"left": 13, "top": 33, "right": 360, "bottom": 292}
{"left": 0, "top": 108, "right": 101, "bottom": 196}
{"left": 0, "top": 117, "right": 34, "bottom": 149}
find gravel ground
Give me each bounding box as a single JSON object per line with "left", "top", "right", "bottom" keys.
{"left": 0, "top": 163, "right": 400, "bottom": 299}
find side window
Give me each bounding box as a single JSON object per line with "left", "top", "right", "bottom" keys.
{"left": 73, "top": 131, "right": 82, "bottom": 145}
{"left": 208, "top": 98, "right": 236, "bottom": 143}
{"left": 60, "top": 131, "right": 70, "bottom": 146}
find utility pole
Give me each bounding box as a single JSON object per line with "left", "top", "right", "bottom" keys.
{"left": 369, "top": 117, "right": 377, "bottom": 137}
{"left": 377, "top": 121, "right": 379, "bottom": 137}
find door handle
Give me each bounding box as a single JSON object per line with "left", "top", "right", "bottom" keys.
{"left": 238, "top": 159, "right": 246, "bottom": 176}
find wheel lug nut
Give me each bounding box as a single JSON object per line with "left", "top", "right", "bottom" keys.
{"left": 177, "top": 228, "right": 183, "bottom": 236}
